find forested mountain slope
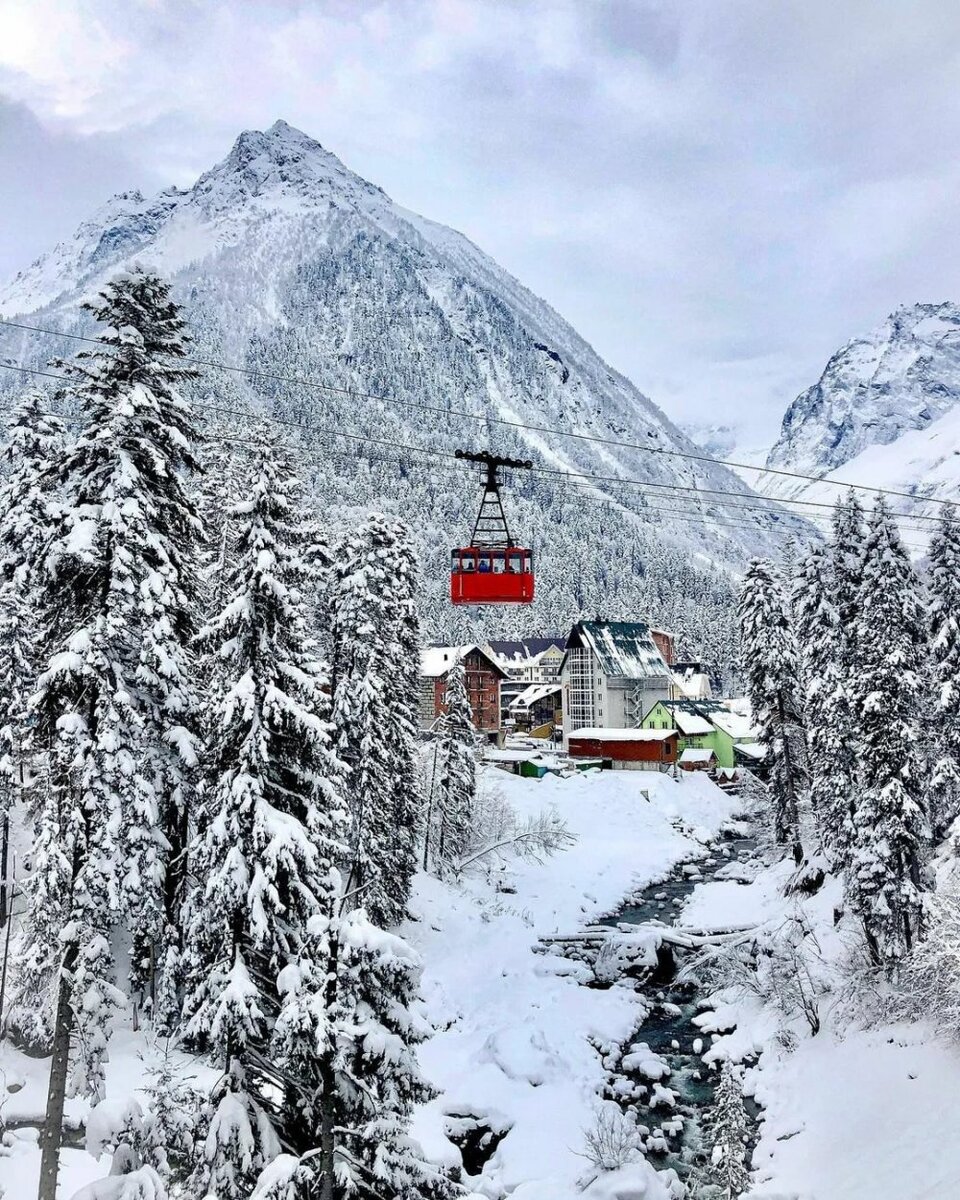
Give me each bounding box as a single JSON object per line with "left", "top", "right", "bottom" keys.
{"left": 0, "top": 120, "right": 805, "bottom": 665}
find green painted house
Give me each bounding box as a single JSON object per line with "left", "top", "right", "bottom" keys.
{"left": 640, "top": 699, "right": 758, "bottom": 769}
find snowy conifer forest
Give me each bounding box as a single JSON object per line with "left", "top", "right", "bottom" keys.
{"left": 4, "top": 257, "right": 960, "bottom": 1200}
{"left": 6, "top": 10, "right": 960, "bottom": 1196}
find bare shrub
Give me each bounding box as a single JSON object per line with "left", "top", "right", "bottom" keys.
{"left": 884, "top": 885, "right": 960, "bottom": 1034}
{"left": 694, "top": 912, "right": 830, "bottom": 1036}
{"left": 454, "top": 779, "right": 575, "bottom": 877}
{"left": 576, "top": 1104, "right": 642, "bottom": 1175}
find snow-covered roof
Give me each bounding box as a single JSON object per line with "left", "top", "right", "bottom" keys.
{"left": 420, "top": 644, "right": 507, "bottom": 678}
{"left": 734, "top": 741, "right": 767, "bottom": 760}
{"left": 673, "top": 710, "right": 713, "bottom": 736}
{"left": 710, "top": 711, "right": 757, "bottom": 740}
{"left": 680, "top": 748, "right": 716, "bottom": 763}
{"left": 671, "top": 669, "right": 712, "bottom": 700}
{"left": 564, "top": 621, "right": 670, "bottom": 681}
{"left": 487, "top": 637, "right": 566, "bottom": 663}
{"left": 569, "top": 727, "right": 677, "bottom": 742}
{"left": 509, "top": 683, "right": 562, "bottom": 711}
{"left": 420, "top": 645, "right": 472, "bottom": 677}
{"left": 654, "top": 699, "right": 757, "bottom": 742}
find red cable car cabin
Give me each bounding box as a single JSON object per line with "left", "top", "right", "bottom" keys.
{"left": 451, "top": 547, "right": 534, "bottom": 605}
{"left": 450, "top": 449, "right": 535, "bottom": 606}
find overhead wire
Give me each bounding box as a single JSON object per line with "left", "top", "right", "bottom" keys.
{"left": 0, "top": 315, "right": 955, "bottom": 515}
{"left": 0, "top": 353, "right": 944, "bottom": 547}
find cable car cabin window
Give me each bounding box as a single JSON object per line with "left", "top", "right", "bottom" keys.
{"left": 477, "top": 554, "right": 492, "bottom": 573}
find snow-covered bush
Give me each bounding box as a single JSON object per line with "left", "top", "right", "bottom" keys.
{"left": 576, "top": 1104, "right": 643, "bottom": 1175}
{"left": 697, "top": 914, "right": 830, "bottom": 1036}
{"left": 454, "top": 779, "right": 574, "bottom": 876}
{"left": 69, "top": 1166, "right": 166, "bottom": 1200}
{"left": 887, "top": 884, "right": 960, "bottom": 1034}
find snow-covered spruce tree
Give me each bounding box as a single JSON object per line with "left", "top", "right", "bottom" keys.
{"left": 325, "top": 908, "right": 458, "bottom": 1200}
{"left": 792, "top": 543, "right": 850, "bottom": 861}
{"left": 846, "top": 496, "right": 929, "bottom": 965}
{"left": 927, "top": 503, "right": 960, "bottom": 842}
{"left": 820, "top": 492, "right": 869, "bottom": 869}
{"left": 702, "top": 1060, "right": 751, "bottom": 1199}
{"left": 330, "top": 514, "right": 422, "bottom": 927}
{"left": 738, "top": 559, "right": 808, "bottom": 864}
{"left": 430, "top": 660, "right": 477, "bottom": 875}
{"left": 0, "top": 391, "right": 66, "bottom": 924}
{"left": 22, "top": 271, "right": 204, "bottom": 1200}
{"left": 380, "top": 518, "right": 423, "bottom": 912}
{"left": 181, "top": 434, "right": 346, "bottom": 1199}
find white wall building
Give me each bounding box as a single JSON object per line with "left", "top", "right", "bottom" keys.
{"left": 560, "top": 620, "right": 673, "bottom": 744}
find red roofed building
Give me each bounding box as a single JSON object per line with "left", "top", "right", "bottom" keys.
{"left": 567, "top": 727, "right": 678, "bottom": 771}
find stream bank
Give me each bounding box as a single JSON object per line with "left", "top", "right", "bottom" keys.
{"left": 545, "top": 816, "right": 762, "bottom": 1190}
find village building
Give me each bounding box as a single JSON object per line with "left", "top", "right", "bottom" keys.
{"left": 679, "top": 746, "right": 718, "bottom": 772}
{"left": 419, "top": 644, "right": 507, "bottom": 734}
{"left": 560, "top": 620, "right": 673, "bottom": 743}
{"left": 567, "top": 727, "right": 679, "bottom": 770}
{"left": 649, "top": 627, "right": 677, "bottom": 666}
{"left": 506, "top": 682, "right": 563, "bottom": 736}
{"left": 640, "top": 698, "right": 758, "bottom": 769}
{"left": 669, "top": 660, "right": 713, "bottom": 701}
{"left": 487, "top": 637, "right": 566, "bottom": 717}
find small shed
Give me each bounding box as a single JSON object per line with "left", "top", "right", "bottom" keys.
{"left": 567, "top": 727, "right": 678, "bottom": 771}
{"left": 679, "top": 747, "right": 717, "bottom": 772}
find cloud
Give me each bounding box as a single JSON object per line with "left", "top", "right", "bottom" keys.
{"left": 2, "top": 0, "right": 960, "bottom": 437}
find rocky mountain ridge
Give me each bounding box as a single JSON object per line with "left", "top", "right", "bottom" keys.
{"left": 0, "top": 121, "right": 805, "bottom": 661}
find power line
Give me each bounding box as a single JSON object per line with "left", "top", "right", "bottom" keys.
{"left": 1, "top": 315, "right": 956, "bottom": 513}
{"left": 208, "top": 429, "right": 931, "bottom": 550}
{"left": 0, "top": 358, "right": 946, "bottom": 542}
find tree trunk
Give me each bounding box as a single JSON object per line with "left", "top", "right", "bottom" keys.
{"left": 318, "top": 929, "right": 340, "bottom": 1200}
{"left": 37, "top": 941, "right": 77, "bottom": 1200}
{"left": 0, "top": 809, "right": 9, "bottom": 927}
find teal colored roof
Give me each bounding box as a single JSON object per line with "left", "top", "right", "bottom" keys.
{"left": 564, "top": 620, "right": 669, "bottom": 680}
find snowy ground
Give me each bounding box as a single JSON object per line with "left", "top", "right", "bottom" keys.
{"left": 678, "top": 855, "right": 960, "bottom": 1199}
{"left": 406, "top": 766, "right": 740, "bottom": 1199}
{"left": 11, "top": 766, "right": 957, "bottom": 1199}
{"left": 0, "top": 766, "right": 737, "bottom": 1199}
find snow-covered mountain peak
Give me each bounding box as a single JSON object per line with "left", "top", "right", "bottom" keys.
{"left": 767, "top": 300, "right": 960, "bottom": 477}
{"left": 0, "top": 120, "right": 812, "bottom": 651}
{"left": 192, "top": 119, "right": 388, "bottom": 215}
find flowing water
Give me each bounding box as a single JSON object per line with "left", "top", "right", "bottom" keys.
{"left": 597, "top": 827, "right": 761, "bottom": 1181}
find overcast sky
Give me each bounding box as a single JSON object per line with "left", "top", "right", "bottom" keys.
{"left": 2, "top": 0, "right": 960, "bottom": 443}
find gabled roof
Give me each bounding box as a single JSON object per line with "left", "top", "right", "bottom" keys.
{"left": 563, "top": 620, "right": 669, "bottom": 680}
{"left": 652, "top": 698, "right": 757, "bottom": 741}
{"left": 509, "top": 683, "right": 563, "bottom": 711}
{"left": 420, "top": 644, "right": 508, "bottom": 679}
{"left": 673, "top": 710, "right": 713, "bottom": 736}
{"left": 487, "top": 637, "right": 567, "bottom": 663}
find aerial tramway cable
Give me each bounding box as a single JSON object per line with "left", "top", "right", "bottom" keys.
{"left": 1, "top": 316, "right": 957, "bottom": 514}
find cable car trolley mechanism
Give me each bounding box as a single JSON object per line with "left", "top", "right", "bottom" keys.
{"left": 451, "top": 449, "right": 534, "bottom": 605}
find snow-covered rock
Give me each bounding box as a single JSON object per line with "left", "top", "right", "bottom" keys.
{"left": 762, "top": 301, "right": 960, "bottom": 490}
